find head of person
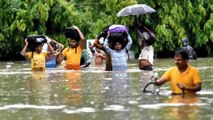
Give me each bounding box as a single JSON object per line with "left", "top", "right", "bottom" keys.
{"left": 174, "top": 48, "right": 189, "bottom": 69}
{"left": 65, "top": 26, "right": 80, "bottom": 48}
{"left": 113, "top": 41, "right": 122, "bottom": 51}
{"left": 34, "top": 42, "right": 44, "bottom": 53}
{"left": 182, "top": 37, "right": 188, "bottom": 46}
{"left": 69, "top": 39, "right": 79, "bottom": 48}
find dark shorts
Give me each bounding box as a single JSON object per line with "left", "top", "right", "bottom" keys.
{"left": 140, "top": 65, "right": 153, "bottom": 71}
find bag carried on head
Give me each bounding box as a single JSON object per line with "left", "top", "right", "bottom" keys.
{"left": 108, "top": 32, "right": 127, "bottom": 46}
{"left": 108, "top": 25, "right": 128, "bottom": 33}
{"left": 108, "top": 25, "right": 128, "bottom": 48}
{"left": 138, "top": 26, "right": 156, "bottom": 45}
{"left": 27, "top": 35, "right": 47, "bottom": 44}
{"left": 26, "top": 35, "right": 47, "bottom": 50}
{"left": 64, "top": 27, "right": 80, "bottom": 42}
{"left": 96, "top": 25, "right": 111, "bottom": 42}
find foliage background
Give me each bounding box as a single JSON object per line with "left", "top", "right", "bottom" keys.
{"left": 1, "top": 0, "right": 213, "bottom": 60}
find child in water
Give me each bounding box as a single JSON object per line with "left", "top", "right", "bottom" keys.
{"left": 21, "top": 37, "right": 55, "bottom": 71}
{"left": 94, "top": 47, "right": 105, "bottom": 66}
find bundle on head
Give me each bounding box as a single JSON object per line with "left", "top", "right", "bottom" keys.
{"left": 108, "top": 32, "right": 128, "bottom": 49}
{"left": 139, "top": 26, "right": 156, "bottom": 46}
{"left": 27, "top": 35, "right": 47, "bottom": 44}
{"left": 108, "top": 25, "right": 129, "bottom": 49}
{"left": 97, "top": 25, "right": 111, "bottom": 40}
{"left": 26, "top": 35, "right": 46, "bottom": 50}
{"left": 64, "top": 27, "right": 80, "bottom": 42}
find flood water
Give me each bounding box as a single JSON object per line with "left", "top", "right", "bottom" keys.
{"left": 0, "top": 58, "right": 213, "bottom": 120}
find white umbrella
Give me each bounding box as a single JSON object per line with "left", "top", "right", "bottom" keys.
{"left": 117, "top": 4, "right": 156, "bottom": 17}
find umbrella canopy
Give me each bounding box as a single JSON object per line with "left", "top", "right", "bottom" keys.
{"left": 117, "top": 4, "right": 156, "bottom": 17}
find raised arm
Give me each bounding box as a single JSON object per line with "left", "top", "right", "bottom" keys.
{"left": 103, "top": 37, "right": 112, "bottom": 54}
{"left": 21, "top": 38, "right": 29, "bottom": 58}
{"left": 73, "top": 26, "right": 85, "bottom": 49}
{"left": 49, "top": 38, "right": 64, "bottom": 48}
{"left": 93, "top": 38, "right": 104, "bottom": 50}
{"left": 125, "top": 33, "right": 133, "bottom": 50}
{"left": 46, "top": 36, "right": 64, "bottom": 55}
{"left": 46, "top": 41, "right": 55, "bottom": 54}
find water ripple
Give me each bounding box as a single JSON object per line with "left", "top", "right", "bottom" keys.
{"left": 138, "top": 103, "right": 207, "bottom": 109}
{"left": 0, "top": 104, "right": 66, "bottom": 110}
{"left": 62, "top": 107, "right": 96, "bottom": 114}
{"left": 103, "top": 105, "right": 126, "bottom": 111}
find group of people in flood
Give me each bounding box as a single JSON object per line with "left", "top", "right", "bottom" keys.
{"left": 21, "top": 24, "right": 201, "bottom": 96}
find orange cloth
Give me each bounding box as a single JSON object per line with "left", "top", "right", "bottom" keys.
{"left": 65, "top": 72, "right": 82, "bottom": 105}
{"left": 62, "top": 46, "right": 83, "bottom": 70}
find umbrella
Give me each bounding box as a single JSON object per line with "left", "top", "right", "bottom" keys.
{"left": 117, "top": 4, "right": 156, "bottom": 17}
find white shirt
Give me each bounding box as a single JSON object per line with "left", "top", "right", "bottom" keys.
{"left": 138, "top": 45, "right": 154, "bottom": 65}
{"left": 42, "top": 43, "right": 48, "bottom": 52}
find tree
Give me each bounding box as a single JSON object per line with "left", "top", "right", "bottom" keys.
{"left": 1, "top": 0, "right": 213, "bottom": 60}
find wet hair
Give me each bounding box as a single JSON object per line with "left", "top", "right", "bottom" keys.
{"left": 64, "top": 27, "right": 80, "bottom": 42}
{"left": 34, "top": 42, "right": 43, "bottom": 47}
{"left": 175, "top": 48, "right": 189, "bottom": 60}
{"left": 112, "top": 41, "right": 123, "bottom": 49}
{"left": 109, "top": 32, "right": 127, "bottom": 49}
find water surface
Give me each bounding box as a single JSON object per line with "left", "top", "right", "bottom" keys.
{"left": 0, "top": 58, "right": 213, "bottom": 120}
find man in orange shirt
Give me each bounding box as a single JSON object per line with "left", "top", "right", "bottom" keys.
{"left": 57, "top": 26, "right": 85, "bottom": 70}
{"left": 155, "top": 48, "right": 202, "bottom": 95}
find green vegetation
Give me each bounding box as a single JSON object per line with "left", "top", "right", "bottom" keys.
{"left": 1, "top": 0, "right": 213, "bottom": 60}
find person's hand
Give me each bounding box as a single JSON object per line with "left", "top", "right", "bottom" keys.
{"left": 177, "top": 83, "right": 185, "bottom": 90}
{"left": 72, "top": 26, "right": 79, "bottom": 30}
{"left": 150, "top": 73, "right": 158, "bottom": 83}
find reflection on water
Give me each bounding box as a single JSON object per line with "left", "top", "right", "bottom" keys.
{"left": 0, "top": 58, "right": 213, "bottom": 120}
{"left": 65, "top": 71, "right": 83, "bottom": 106}
{"left": 161, "top": 95, "right": 202, "bottom": 120}
{"left": 102, "top": 72, "right": 130, "bottom": 104}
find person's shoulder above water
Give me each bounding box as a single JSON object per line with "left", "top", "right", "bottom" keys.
{"left": 188, "top": 64, "right": 200, "bottom": 72}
